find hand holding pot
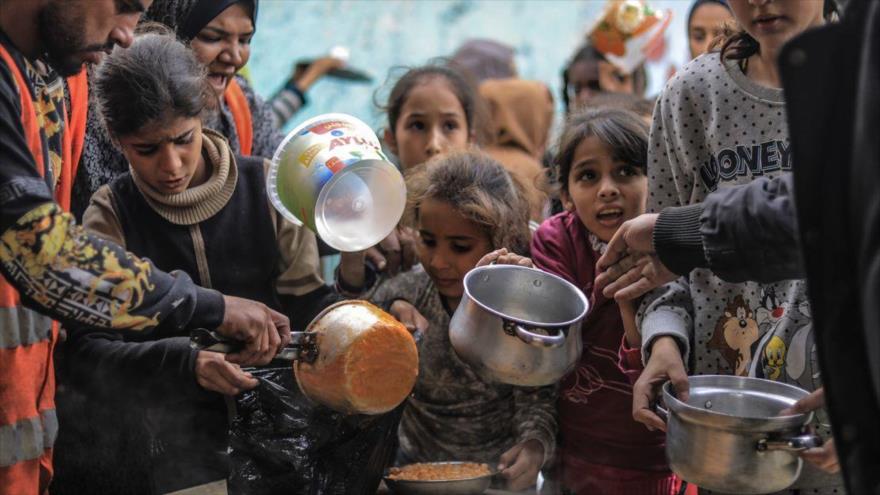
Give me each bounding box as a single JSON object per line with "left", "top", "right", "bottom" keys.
{"left": 476, "top": 248, "right": 533, "bottom": 268}
{"left": 217, "top": 295, "right": 291, "bottom": 366}
{"left": 633, "top": 336, "right": 689, "bottom": 431}
{"left": 498, "top": 439, "right": 544, "bottom": 491}
{"left": 366, "top": 226, "right": 417, "bottom": 276}
{"left": 195, "top": 351, "right": 259, "bottom": 396}
{"left": 779, "top": 388, "right": 841, "bottom": 474}
{"left": 389, "top": 299, "right": 429, "bottom": 334}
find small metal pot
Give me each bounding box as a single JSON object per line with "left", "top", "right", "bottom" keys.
{"left": 449, "top": 265, "right": 589, "bottom": 386}
{"left": 191, "top": 300, "right": 419, "bottom": 415}
{"left": 660, "top": 375, "right": 823, "bottom": 494}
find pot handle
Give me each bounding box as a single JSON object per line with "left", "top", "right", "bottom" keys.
{"left": 189, "top": 328, "right": 312, "bottom": 362}
{"left": 506, "top": 321, "right": 566, "bottom": 347}
{"left": 757, "top": 433, "right": 824, "bottom": 453}
{"left": 654, "top": 403, "right": 669, "bottom": 423}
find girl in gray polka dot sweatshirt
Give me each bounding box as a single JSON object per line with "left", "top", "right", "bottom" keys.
{"left": 637, "top": 3, "right": 843, "bottom": 492}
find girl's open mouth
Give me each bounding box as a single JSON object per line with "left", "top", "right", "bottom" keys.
{"left": 596, "top": 208, "right": 623, "bottom": 226}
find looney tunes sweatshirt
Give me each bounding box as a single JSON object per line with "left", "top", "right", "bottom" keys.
{"left": 638, "top": 52, "right": 842, "bottom": 491}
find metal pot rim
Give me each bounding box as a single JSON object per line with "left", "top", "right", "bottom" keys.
{"left": 662, "top": 375, "right": 813, "bottom": 432}
{"left": 462, "top": 265, "right": 589, "bottom": 327}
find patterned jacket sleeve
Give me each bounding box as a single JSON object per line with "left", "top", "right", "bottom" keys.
{"left": 637, "top": 74, "right": 697, "bottom": 367}
{"left": 0, "top": 66, "right": 223, "bottom": 335}
{"left": 1, "top": 203, "right": 225, "bottom": 335}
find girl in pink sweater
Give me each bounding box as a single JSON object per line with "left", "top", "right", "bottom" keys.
{"left": 532, "top": 108, "right": 678, "bottom": 494}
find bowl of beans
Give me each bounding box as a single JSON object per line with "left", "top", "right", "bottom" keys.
{"left": 384, "top": 462, "right": 495, "bottom": 495}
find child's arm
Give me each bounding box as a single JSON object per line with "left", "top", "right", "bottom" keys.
{"left": 617, "top": 298, "right": 646, "bottom": 384}
{"left": 366, "top": 271, "right": 431, "bottom": 337}
{"left": 509, "top": 384, "right": 557, "bottom": 472}
{"left": 628, "top": 71, "right": 707, "bottom": 431}
{"left": 272, "top": 209, "right": 325, "bottom": 298}
{"left": 618, "top": 298, "right": 641, "bottom": 348}
{"left": 637, "top": 74, "right": 702, "bottom": 366}
{"left": 529, "top": 217, "right": 580, "bottom": 286}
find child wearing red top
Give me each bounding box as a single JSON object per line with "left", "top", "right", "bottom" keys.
{"left": 532, "top": 108, "right": 679, "bottom": 494}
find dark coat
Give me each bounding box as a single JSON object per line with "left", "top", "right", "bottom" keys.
{"left": 780, "top": 1, "right": 880, "bottom": 493}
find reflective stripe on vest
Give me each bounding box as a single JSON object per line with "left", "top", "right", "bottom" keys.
{"left": 224, "top": 78, "right": 253, "bottom": 156}
{"left": 0, "top": 306, "right": 53, "bottom": 348}
{"left": 0, "top": 410, "right": 58, "bottom": 468}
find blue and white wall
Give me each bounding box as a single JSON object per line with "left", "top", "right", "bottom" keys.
{"left": 248, "top": 0, "right": 693, "bottom": 135}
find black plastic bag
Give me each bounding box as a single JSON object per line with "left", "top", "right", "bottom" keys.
{"left": 227, "top": 366, "right": 403, "bottom": 495}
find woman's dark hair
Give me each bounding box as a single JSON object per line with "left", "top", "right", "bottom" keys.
{"left": 561, "top": 43, "right": 648, "bottom": 113}
{"left": 95, "top": 28, "right": 214, "bottom": 138}
{"left": 554, "top": 108, "right": 649, "bottom": 195}
{"left": 404, "top": 150, "right": 531, "bottom": 256}
{"left": 716, "top": 0, "right": 838, "bottom": 60}
{"left": 379, "top": 62, "right": 489, "bottom": 144}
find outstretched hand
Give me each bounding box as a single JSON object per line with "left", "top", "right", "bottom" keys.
{"left": 596, "top": 214, "right": 676, "bottom": 301}
{"left": 632, "top": 336, "right": 689, "bottom": 432}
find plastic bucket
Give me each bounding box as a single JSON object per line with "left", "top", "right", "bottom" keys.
{"left": 267, "top": 113, "right": 406, "bottom": 252}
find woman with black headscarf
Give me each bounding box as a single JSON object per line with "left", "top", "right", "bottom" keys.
{"left": 71, "top": 0, "right": 302, "bottom": 220}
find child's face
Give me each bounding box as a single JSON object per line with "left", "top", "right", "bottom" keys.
{"left": 688, "top": 3, "right": 733, "bottom": 59}
{"left": 118, "top": 116, "right": 206, "bottom": 195}
{"left": 727, "top": 0, "right": 823, "bottom": 57}
{"left": 416, "top": 198, "right": 492, "bottom": 301}
{"left": 563, "top": 136, "right": 647, "bottom": 243}
{"left": 567, "top": 59, "right": 638, "bottom": 111}
{"left": 385, "top": 78, "right": 471, "bottom": 170}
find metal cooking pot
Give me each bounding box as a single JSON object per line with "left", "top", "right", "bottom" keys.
{"left": 660, "top": 375, "right": 823, "bottom": 494}
{"left": 449, "top": 265, "right": 589, "bottom": 386}
{"left": 191, "top": 300, "right": 419, "bottom": 415}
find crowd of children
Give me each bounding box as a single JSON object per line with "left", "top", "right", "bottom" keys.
{"left": 3, "top": 0, "right": 849, "bottom": 494}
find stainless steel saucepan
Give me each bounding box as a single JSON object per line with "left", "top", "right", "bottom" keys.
{"left": 449, "top": 264, "right": 589, "bottom": 386}
{"left": 659, "top": 375, "right": 823, "bottom": 494}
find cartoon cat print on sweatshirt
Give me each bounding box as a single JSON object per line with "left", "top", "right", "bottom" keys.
{"left": 751, "top": 286, "right": 787, "bottom": 378}
{"left": 708, "top": 295, "right": 760, "bottom": 376}
{"left": 732, "top": 287, "right": 821, "bottom": 390}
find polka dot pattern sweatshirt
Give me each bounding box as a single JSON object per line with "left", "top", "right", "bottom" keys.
{"left": 638, "top": 52, "right": 842, "bottom": 491}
